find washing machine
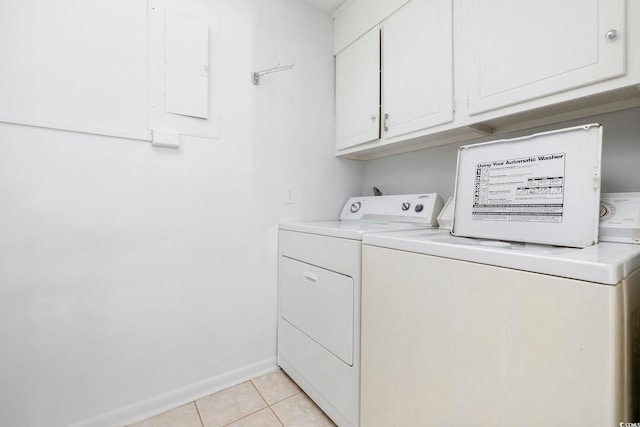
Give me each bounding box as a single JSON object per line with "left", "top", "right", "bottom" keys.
{"left": 360, "top": 229, "right": 640, "bottom": 427}
{"left": 277, "top": 194, "right": 444, "bottom": 427}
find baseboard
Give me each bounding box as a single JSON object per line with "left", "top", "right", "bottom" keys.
{"left": 68, "top": 357, "right": 278, "bottom": 427}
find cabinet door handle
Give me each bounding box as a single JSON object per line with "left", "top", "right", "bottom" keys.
{"left": 605, "top": 29, "right": 617, "bottom": 40}
{"left": 302, "top": 271, "right": 318, "bottom": 285}
{"left": 383, "top": 113, "right": 389, "bottom": 132}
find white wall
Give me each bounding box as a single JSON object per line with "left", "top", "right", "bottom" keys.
{"left": 361, "top": 107, "right": 640, "bottom": 199}
{"left": 0, "top": 1, "right": 363, "bottom": 427}
{"left": 5, "top": 2, "right": 635, "bottom": 426}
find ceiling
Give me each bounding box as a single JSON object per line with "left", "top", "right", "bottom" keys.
{"left": 303, "top": 0, "right": 346, "bottom": 13}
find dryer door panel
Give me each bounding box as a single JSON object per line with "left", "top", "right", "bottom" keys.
{"left": 280, "top": 256, "right": 354, "bottom": 365}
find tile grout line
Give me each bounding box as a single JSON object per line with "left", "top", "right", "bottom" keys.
{"left": 220, "top": 408, "right": 271, "bottom": 427}
{"left": 249, "top": 378, "right": 291, "bottom": 427}
{"left": 248, "top": 379, "right": 270, "bottom": 408}
{"left": 215, "top": 380, "right": 278, "bottom": 427}
{"left": 267, "top": 405, "right": 286, "bottom": 427}
{"left": 268, "top": 390, "right": 303, "bottom": 407}
{"left": 193, "top": 401, "right": 206, "bottom": 427}
{"left": 250, "top": 376, "right": 305, "bottom": 404}
{"left": 260, "top": 370, "right": 304, "bottom": 406}
{"left": 249, "top": 379, "right": 287, "bottom": 427}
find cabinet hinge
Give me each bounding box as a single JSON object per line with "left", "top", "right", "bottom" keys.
{"left": 452, "top": 99, "right": 456, "bottom": 113}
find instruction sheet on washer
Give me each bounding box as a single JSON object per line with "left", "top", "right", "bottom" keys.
{"left": 472, "top": 152, "right": 566, "bottom": 223}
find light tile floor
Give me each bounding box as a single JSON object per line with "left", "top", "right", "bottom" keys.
{"left": 128, "top": 369, "right": 336, "bottom": 427}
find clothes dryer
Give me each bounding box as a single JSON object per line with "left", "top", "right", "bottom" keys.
{"left": 278, "top": 194, "right": 443, "bottom": 427}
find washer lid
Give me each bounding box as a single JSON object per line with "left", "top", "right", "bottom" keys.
{"left": 280, "top": 221, "right": 427, "bottom": 240}
{"left": 363, "top": 229, "right": 640, "bottom": 285}
{"left": 452, "top": 124, "right": 602, "bottom": 248}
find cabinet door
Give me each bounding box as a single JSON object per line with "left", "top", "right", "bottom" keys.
{"left": 335, "top": 28, "right": 381, "bottom": 150}
{"left": 465, "top": 0, "right": 626, "bottom": 115}
{"left": 382, "top": 0, "right": 453, "bottom": 139}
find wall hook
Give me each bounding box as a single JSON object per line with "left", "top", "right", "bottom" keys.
{"left": 252, "top": 63, "right": 295, "bottom": 85}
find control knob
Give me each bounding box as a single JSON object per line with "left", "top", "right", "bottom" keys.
{"left": 401, "top": 202, "right": 411, "bottom": 211}
{"left": 350, "top": 202, "right": 362, "bottom": 213}
{"left": 415, "top": 204, "right": 424, "bottom": 213}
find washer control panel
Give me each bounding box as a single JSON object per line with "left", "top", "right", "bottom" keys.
{"left": 340, "top": 193, "right": 444, "bottom": 226}
{"left": 599, "top": 192, "right": 640, "bottom": 243}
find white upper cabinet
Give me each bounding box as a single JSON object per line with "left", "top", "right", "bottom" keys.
{"left": 335, "top": 28, "right": 381, "bottom": 150}
{"left": 335, "top": 0, "right": 454, "bottom": 154}
{"left": 464, "top": 0, "right": 626, "bottom": 115}
{"left": 333, "top": 0, "right": 639, "bottom": 159}
{"left": 382, "top": 0, "right": 453, "bottom": 139}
